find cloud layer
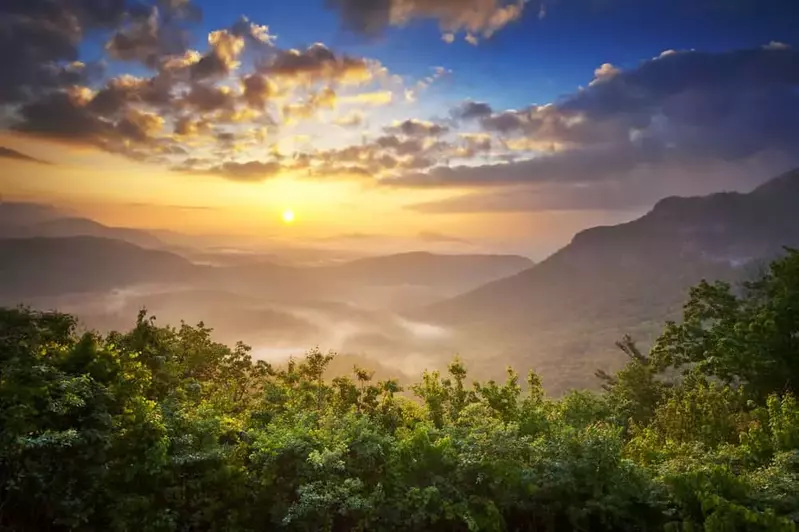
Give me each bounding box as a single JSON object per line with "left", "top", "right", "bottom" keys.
{"left": 1, "top": 0, "right": 797, "bottom": 216}
{"left": 326, "top": 0, "right": 528, "bottom": 41}
{"left": 395, "top": 46, "right": 799, "bottom": 212}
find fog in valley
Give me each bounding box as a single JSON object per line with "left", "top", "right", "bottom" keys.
{"left": 0, "top": 203, "right": 540, "bottom": 386}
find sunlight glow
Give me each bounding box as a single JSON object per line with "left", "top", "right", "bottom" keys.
{"left": 282, "top": 209, "right": 295, "bottom": 224}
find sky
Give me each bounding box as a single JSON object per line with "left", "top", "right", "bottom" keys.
{"left": 1, "top": 0, "right": 798, "bottom": 258}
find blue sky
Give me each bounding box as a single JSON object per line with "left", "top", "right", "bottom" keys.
{"left": 194, "top": 0, "right": 798, "bottom": 110}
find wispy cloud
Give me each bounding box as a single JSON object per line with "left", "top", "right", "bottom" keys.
{"left": 0, "top": 146, "right": 52, "bottom": 165}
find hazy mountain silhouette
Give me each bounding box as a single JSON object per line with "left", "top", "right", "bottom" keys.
{"left": 0, "top": 236, "right": 200, "bottom": 299}
{"left": 0, "top": 201, "right": 65, "bottom": 226}
{"left": 1, "top": 215, "right": 164, "bottom": 249}
{"left": 323, "top": 251, "right": 532, "bottom": 288}
{"left": 419, "top": 168, "right": 799, "bottom": 391}
{"left": 0, "top": 234, "right": 532, "bottom": 306}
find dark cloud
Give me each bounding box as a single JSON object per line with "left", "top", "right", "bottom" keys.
{"left": 105, "top": 6, "right": 190, "bottom": 68}
{"left": 375, "top": 135, "right": 425, "bottom": 156}
{"left": 11, "top": 89, "right": 181, "bottom": 163}
{"left": 0, "top": 146, "right": 51, "bottom": 165}
{"left": 385, "top": 119, "right": 449, "bottom": 137}
{"left": 385, "top": 143, "right": 661, "bottom": 187}
{"left": 325, "top": 0, "right": 527, "bottom": 39}
{"left": 181, "top": 83, "right": 236, "bottom": 112}
{"left": 190, "top": 29, "right": 245, "bottom": 80}
{"left": 406, "top": 154, "right": 796, "bottom": 213}
{"left": 0, "top": 0, "right": 200, "bottom": 104}
{"left": 406, "top": 46, "right": 799, "bottom": 207}
{"left": 88, "top": 74, "right": 174, "bottom": 117}
{"left": 455, "top": 133, "right": 493, "bottom": 158}
{"left": 553, "top": 47, "right": 799, "bottom": 155}
{"left": 307, "top": 132, "right": 455, "bottom": 179}
{"left": 451, "top": 100, "right": 493, "bottom": 120}
{"left": 116, "top": 109, "right": 165, "bottom": 143}
{"left": 202, "top": 160, "right": 282, "bottom": 182}
{"left": 242, "top": 73, "right": 276, "bottom": 108}
{"left": 260, "top": 43, "right": 374, "bottom": 85}
{"left": 13, "top": 92, "right": 111, "bottom": 143}
{"left": 229, "top": 16, "right": 275, "bottom": 46}
{"left": 0, "top": 0, "right": 395, "bottom": 177}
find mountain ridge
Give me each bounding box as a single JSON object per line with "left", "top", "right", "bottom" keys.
{"left": 416, "top": 168, "right": 799, "bottom": 391}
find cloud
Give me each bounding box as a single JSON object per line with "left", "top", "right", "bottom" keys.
{"left": 340, "top": 90, "right": 394, "bottom": 106}
{"left": 190, "top": 29, "right": 246, "bottom": 80}
{"left": 384, "top": 119, "right": 449, "bottom": 137}
{"left": 589, "top": 63, "right": 621, "bottom": 85}
{"left": 241, "top": 74, "right": 277, "bottom": 109}
{"left": 385, "top": 143, "right": 656, "bottom": 188}
{"left": 0, "top": 146, "right": 51, "bottom": 165}
{"left": 334, "top": 111, "right": 365, "bottom": 127}
{"left": 105, "top": 5, "right": 196, "bottom": 68}
{"left": 117, "top": 108, "right": 165, "bottom": 142}
{"left": 0, "top": 0, "right": 409, "bottom": 177}
{"left": 282, "top": 88, "right": 338, "bottom": 123}
{"left": 326, "top": 0, "right": 527, "bottom": 40}
{"left": 0, "top": 0, "right": 202, "bottom": 105}
{"left": 184, "top": 160, "right": 283, "bottom": 182}
{"left": 297, "top": 131, "right": 454, "bottom": 179}
{"left": 388, "top": 46, "right": 799, "bottom": 211}
{"left": 181, "top": 83, "right": 236, "bottom": 112}
{"left": 173, "top": 116, "right": 210, "bottom": 136}
{"left": 455, "top": 133, "right": 493, "bottom": 157}
{"left": 416, "top": 230, "right": 470, "bottom": 244}
{"left": 763, "top": 41, "right": 790, "bottom": 50}
{"left": 261, "top": 43, "right": 377, "bottom": 86}
{"left": 451, "top": 100, "right": 494, "bottom": 120}
{"left": 11, "top": 88, "right": 185, "bottom": 162}
{"left": 13, "top": 92, "right": 111, "bottom": 143}
{"left": 406, "top": 153, "right": 795, "bottom": 213}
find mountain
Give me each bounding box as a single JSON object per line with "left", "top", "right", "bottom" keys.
{"left": 1, "top": 216, "right": 164, "bottom": 249}
{"left": 205, "top": 250, "right": 533, "bottom": 309}
{"left": 418, "top": 169, "right": 799, "bottom": 392}
{"left": 324, "top": 251, "right": 533, "bottom": 288}
{"left": 30, "top": 217, "right": 164, "bottom": 248}
{"left": 0, "top": 201, "right": 65, "bottom": 226}
{"left": 0, "top": 236, "right": 200, "bottom": 300}
{"left": 0, "top": 234, "right": 532, "bottom": 307}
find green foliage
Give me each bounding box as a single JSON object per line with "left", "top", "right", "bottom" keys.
{"left": 2, "top": 250, "right": 799, "bottom": 530}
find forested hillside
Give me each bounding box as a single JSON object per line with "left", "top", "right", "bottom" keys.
{"left": 2, "top": 250, "right": 799, "bottom": 531}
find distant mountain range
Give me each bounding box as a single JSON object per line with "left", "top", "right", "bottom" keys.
{"left": 0, "top": 202, "right": 164, "bottom": 249}
{"left": 0, "top": 236, "right": 199, "bottom": 299}
{"left": 5, "top": 170, "right": 797, "bottom": 393}
{"left": 0, "top": 235, "right": 532, "bottom": 306}
{"left": 417, "top": 168, "right": 799, "bottom": 392}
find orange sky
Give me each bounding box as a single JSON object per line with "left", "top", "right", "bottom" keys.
{"left": 1, "top": 130, "right": 639, "bottom": 258}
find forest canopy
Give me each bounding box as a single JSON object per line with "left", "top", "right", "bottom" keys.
{"left": 2, "top": 250, "right": 799, "bottom": 531}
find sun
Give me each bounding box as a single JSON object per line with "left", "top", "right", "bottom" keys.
{"left": 281, "top": 209, "right": 295, "bottom": 224}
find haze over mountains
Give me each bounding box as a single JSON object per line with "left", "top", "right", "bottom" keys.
{"left": 0, "top": 201, "right": 533, "bottom": 379}
{"left": 2, "top": 169, "right": 798, "bottom": 392}
{"left": 419, "top": 168, "right": 799, "bottom": 389}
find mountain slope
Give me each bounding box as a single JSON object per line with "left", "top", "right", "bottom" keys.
{"left": 0, "top": 234, "right": 533, "bottom": 308}
{"left": 0, "top": 201, "right": 66, "bottom": 226}
{"left": 2, "top": 216, "right": 164, "bottom": 249}
{"left": 0, "top": 236, "right": 200, "bottom": 299}
{"left": 30, "top": 217, "right": 164, "bottom": 248}
{"left": 322, "top": 251, "right": 533, "bottom": 287}
{"left": 419, "top": 169, "right": 799, "bottom": 391}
